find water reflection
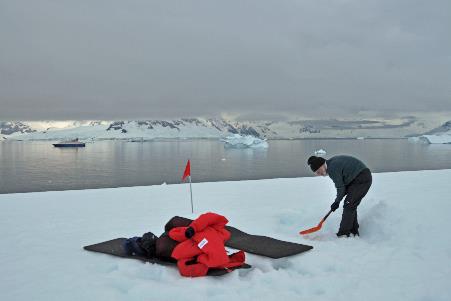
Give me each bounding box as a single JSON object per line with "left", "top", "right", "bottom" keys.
{"left": 0, "top": 139, "right": 450, "bottom": 194}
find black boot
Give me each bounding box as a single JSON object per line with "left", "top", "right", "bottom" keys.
{"left": 140, "top": 232, "right": 158, "bottom": 257}
{"left": 122, "top": 237, "right": 147, "bottom": 256}
{"left": 350, "top": 229, "right": 360, "bottom": 236}
{"left": 336, "top": 230, "right": 350, "bottom": 238}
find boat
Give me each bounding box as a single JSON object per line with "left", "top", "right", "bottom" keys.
{"left": 53, "top": 138, "right": 86, "bottom": 147}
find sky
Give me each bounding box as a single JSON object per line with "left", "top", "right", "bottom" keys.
{"left": 0, "top": 0, "right": 450, "bottom": 121}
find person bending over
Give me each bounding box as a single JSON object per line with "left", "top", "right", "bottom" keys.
{"left": 307, "top": 155, "right": 372, "bottom": 237}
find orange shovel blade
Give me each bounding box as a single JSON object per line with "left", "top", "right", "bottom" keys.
{"left": 299, "top": 219, "right": 326, "bottom": 235}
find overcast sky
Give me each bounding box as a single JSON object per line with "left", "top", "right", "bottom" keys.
{"left": 0, "top": 0, "right": 450, "bottom": 121}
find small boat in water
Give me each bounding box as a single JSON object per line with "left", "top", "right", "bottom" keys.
{"left": 53, "top": 138, "right": 86, "bottom": 147}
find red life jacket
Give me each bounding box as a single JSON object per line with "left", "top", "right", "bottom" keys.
{"left": 169, "top": 212, "right": 246, "bottom": 277}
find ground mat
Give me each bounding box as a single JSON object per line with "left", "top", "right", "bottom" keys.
{"left": 83, "top": 238, "right": 251, "bottom": 277}
{"left": 84, "top": 220, "right": 312, "bottom": 271}
{"left": 225, "top": 226, "right": 313, "bottom": 259}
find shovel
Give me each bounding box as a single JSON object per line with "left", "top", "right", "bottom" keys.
{"left": 299, "top": 210, "right": 333, "bottom": 235}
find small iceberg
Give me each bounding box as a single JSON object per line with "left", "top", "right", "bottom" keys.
{"left": 408, "top": 136, "right": 425, "bottom": 144}
{"left": 414, "top": 134, "right": 451, "bottom": 144}
{"left": 314, "top": 149, "right": 327, "bottom": 155}
{"left": 128, "top": 137, "right": 155, "bottom": 142}
{"left": 221, "top": 134, "right": 269, "bottom": 149}
{"left": 128, "top": 137, "right": 145, "bottom": 143}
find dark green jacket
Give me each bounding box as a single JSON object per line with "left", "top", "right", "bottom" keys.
{"left": 326, "top": 155, "right": 368, "bottom": 204}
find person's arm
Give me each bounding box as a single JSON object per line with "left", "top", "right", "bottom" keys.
{"left": 169, "top": 212, "right": 229, "bottom": 241}
{"left": 189, "top": 212, "right": 228, "bottom": 232}
{"left": 329, "top": 171, "right": 346, "bottom": 211}
{"left": 334, "top": 181, "right": 346, "bottom": 204}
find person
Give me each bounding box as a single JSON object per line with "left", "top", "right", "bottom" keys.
{"left": 122, "top": 212, "right": 246, "bottom": 277}
{"left": 307, "top": 155, "right": 372, "bottom": 237}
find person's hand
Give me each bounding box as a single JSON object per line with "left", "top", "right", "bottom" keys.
{"left": 185, "top": 227, "right": 195, "bottom": 238}
{"left": 331, "top": 201, "right": 340, "bottom": 212}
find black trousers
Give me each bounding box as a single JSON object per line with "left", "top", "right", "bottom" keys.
{"left": 339, "top": 169, "right": 372, "bottom": 233}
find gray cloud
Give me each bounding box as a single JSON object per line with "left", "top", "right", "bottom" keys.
{"left": 0, "top": 0, "right": 450, "bottom": 120}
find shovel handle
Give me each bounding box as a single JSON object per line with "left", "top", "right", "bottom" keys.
{"left": 322, "top": 210, "right": 333, "bottom": 222}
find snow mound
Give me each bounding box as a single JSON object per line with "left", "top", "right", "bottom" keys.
{"left": 221, "top": 134, "right": 269, "bottom": 149}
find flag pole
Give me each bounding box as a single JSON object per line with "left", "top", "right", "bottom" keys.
{"left": 182, "top": 159, "right": 193, "bottom": 213}
{"left": 189, "top": 175, "right": 193, "bottom": 213}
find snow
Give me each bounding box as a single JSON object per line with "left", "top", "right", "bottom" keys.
{"left": 1, "top": 170, "right": 451, "bottom": 301}
{"left": 221, "top": 134, "right": 269, "bottom": 148}
{"left": 24, "top": 120, "right": 101, "bottom": 131}
{"left": 418, "top": 134, "right": 451, "bottom": 144}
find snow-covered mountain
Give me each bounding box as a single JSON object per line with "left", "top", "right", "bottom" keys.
{"left": 0, "top": 121, "right": 35, "bottom": 135}
{"left": 423, "top": 121, "right": 451, "bottom": 135}
{"left": 1, "top": 119, "right": 264, "bottom": 141}
{"left": 1, "top": 116, "right": 450, "bottom": 141}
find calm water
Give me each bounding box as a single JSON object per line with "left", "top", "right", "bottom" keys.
{"left": 1, "top": 139, "right": 450, "bottom": 194}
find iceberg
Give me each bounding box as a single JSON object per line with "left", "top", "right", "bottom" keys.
{"left": 314, "top": 149, "right": 327, "bottom": 155}
{"left": 220, "top": 134, "right": 269, "bottom": 149}
{"left": 417, "top": 134, "right": 451, "bottom": 144}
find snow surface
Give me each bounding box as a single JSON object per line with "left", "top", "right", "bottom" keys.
{"left": 221, "top": 134, "right": 269, "bottom": 148}
{"left": 1, "top": 170, "right": 451, "bottom": 301}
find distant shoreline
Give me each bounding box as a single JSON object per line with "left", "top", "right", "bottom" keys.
{"left": 1, "top": 137, "right": 409, "bottom": 142}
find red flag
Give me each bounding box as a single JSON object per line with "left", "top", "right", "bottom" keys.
{"left": 182, "top": 160, "right": 191, "bottom": 181}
